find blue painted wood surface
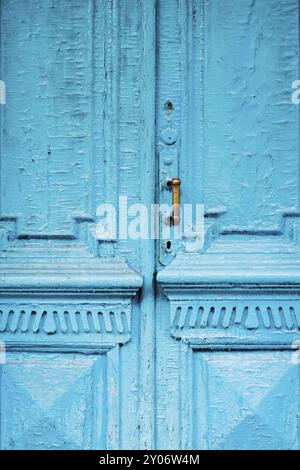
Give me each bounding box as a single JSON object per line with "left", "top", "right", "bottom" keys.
{"left": 0, "top": 0, "right": 300, "bottom": 450}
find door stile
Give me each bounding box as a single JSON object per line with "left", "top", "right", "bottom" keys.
{"left": 137, "top": 0, "right": 156, "bottom": 450}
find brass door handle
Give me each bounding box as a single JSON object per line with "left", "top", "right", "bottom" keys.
{"left": 167, "top": 177, "right": 181, "bottom": 226}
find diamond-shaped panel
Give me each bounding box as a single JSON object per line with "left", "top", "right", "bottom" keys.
{"left": 1, "top": 353, "right": 107, "bottom": 450}
{"left": 193, "top": 350, "right": 299, "bottom": 450}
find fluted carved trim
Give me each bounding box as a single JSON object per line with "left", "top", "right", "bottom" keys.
{"left": 0, "top": 303, "right": 130, "bottom": 335}
{"left": 171, "top": 301, "right": 300, "bottom": 333}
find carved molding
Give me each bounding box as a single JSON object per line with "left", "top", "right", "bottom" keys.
{"left": 0, "top": 303, "right": 131, "bottom": 335}
{"left": 159, "top": 248, "right": 300, "bottom": 346}
{"left": 0, "top": 242, "right": 142, "bottom": 293}
{"left": 158, "top": 249, "right": 300, "bottom": 287}
{"left": 169, "top": 299, "right": 300, "bottom": 345}
{"left": 0, "top": 300, "right": 133, "bottom": 351}
{"left": 167, "top": 298, "right": 300, "bottom": 346}
{"left": 0, "top": 243, "right": 142, "bottom": 349}
{"left": 171, "top": 301, "right": 300, "bottom": 332}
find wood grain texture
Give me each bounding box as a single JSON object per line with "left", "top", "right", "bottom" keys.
{"left": 1, "top": 353, "right": 108, "bottom": 450}
{"left": 193, "top": 350, "right": 299, "bottom": 449}
{"left": 0, "top": 0, "right": 152, "bottom": 450}
{"left": 1, "top": 0, "right": 300, "bottom": 450}
{"left": 156, "top": 0, "right": 300, "bottom": 450}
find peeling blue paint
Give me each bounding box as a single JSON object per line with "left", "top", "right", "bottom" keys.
{"left": 0, "top": 0, "right": 299, "bottom": 450}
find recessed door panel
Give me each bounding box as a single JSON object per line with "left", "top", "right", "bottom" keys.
{"left": 1, "top": 353, "right": 107, "bottom": 450}
{"left": 193, "top": 350, "right": 299, "bottom": 450}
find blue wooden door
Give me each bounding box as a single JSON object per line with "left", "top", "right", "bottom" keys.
{"left": 0, "top": 0, "right": 300, "bottom": 450}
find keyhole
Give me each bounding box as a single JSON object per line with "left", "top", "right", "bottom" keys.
{"left": 165, "top": 240, "right": 172, "bottom": 251}
{"left": 164, "top": 100, "right": 174, "bottom": 113}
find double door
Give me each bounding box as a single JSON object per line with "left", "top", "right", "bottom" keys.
{"left": 0, "top": 0, "right": 299, "bottom": 450}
